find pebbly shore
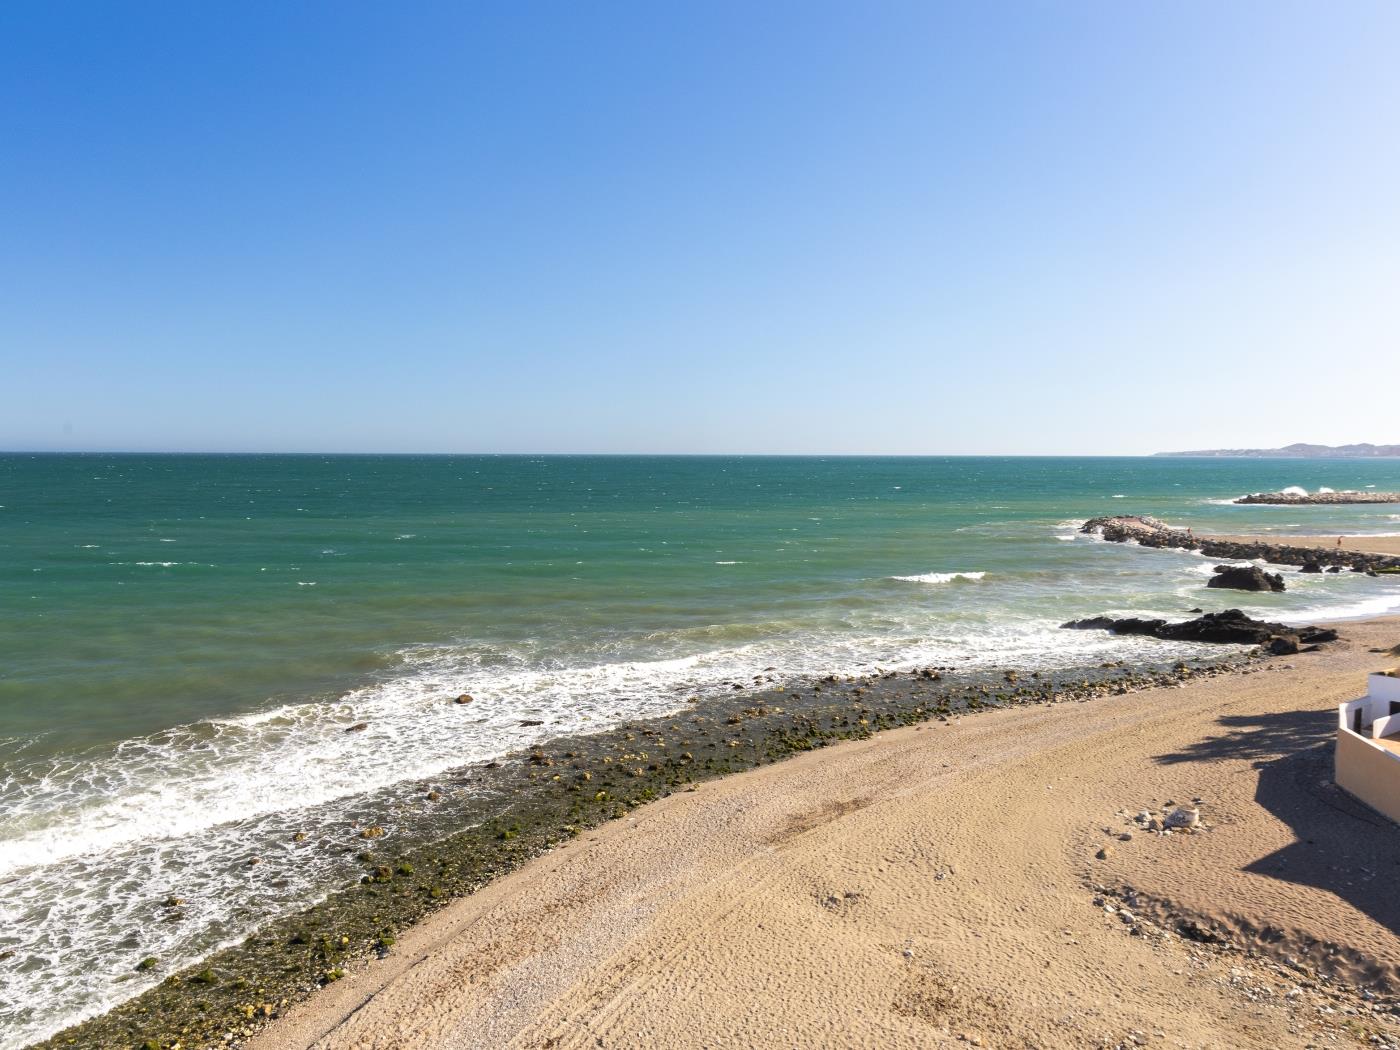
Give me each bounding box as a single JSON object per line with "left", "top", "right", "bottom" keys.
{"left": 1081, "top": 515, "right": 1400, "bottom": 574}
{"left": 32, "top": 652, "right": 1257, "bottom": 1050}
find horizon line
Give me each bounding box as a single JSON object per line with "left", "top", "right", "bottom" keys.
{"left": 4, "top": 448, "right": 1396, "bottom": 459}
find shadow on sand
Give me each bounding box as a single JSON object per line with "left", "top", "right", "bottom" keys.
{"left": 1155, "top": 709, "right": 1400, "bottom": 947}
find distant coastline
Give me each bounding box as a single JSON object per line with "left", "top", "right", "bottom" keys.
{"left": 1155, "top": 442, "right": 1400, "bottom": 458}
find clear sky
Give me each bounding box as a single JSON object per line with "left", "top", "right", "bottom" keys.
{"left": 3, "top": 2, "right": 1398, "bottom": 455}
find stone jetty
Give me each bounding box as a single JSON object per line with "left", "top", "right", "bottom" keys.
{"left": 1234, "top": 491, "right": 1400, "bottom": 505}
{"left": 1079, "top": 515, "right": 1400, "bottom": 574}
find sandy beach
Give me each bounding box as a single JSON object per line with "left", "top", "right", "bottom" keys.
{"left": 249, "top": 618, "right": 1400, "bottom": 1050}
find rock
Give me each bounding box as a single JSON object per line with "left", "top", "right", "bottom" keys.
{"left": 454, "top": 694, "right": 474, "bottom": 705}
{"left": 358, "top": 826, "right": 386, "bottom": 840}
{"left": 518, "top": 719, "right": 544, "bottom": 727}
{"left": 1208, "top": 565, "right": 1285, "bottom": 592}
{"left": 1164, "top": 806, "right": 1200, "bottom": 829}
{"left": 1268, "top": 634, "right": 1300, "bottom": 655}
{"left": 1062, "top": 616, "right": 1166, "bottom": 636}
{"left": 344, "top": 722, "right": 369, "bottom": 733}
{"left": 1064, "top": 609, "right": 1338, "bottom": 648}
{"left": 1300, "top": 561, "right": 1323, "bottom": 574}
{"left": 1327, "top": 565, "right": 1343, "bottom": 573}
{"left": 1095, "top": 846, "right": 1113, "bottom": 860}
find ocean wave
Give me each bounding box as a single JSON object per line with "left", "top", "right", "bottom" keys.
{"left": 890, "top": 571, "right": 987, "bottom": 584}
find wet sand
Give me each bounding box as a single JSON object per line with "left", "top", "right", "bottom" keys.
{"left": 251, "top": 619, "right": 1400, "bottom": 1050}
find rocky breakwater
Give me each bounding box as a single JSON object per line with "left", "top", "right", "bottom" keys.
{"left": 1080, "top": 515, "right": 1400, "bottom": 574}
{"left": 1063, "top": 609, "right": 1338, "bottom": 655}
{"left": 1235, "top": 491, "right": 1400, "bottom": 505}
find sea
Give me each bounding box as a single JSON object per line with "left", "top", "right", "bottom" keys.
{"left": 3, "top": 453, "right": 1400, "bottom": 1046}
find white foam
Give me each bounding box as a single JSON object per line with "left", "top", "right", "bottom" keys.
{"left": 1281, "top": 588, "right": 1400, "bottom": 625}
{"left": 890, "top": 571, "right": 987, "bottom": 584}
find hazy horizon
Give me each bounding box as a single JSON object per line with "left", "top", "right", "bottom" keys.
{"left": 4, "top": 446, "right": 1400, "bottom": 458}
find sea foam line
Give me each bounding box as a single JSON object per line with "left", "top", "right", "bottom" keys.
{"left": 889, "top": 571, "right": 986, "bottom": 584}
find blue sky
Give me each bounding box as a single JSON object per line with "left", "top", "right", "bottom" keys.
{"left": 3, "top": 1, "right": 1398, "bottom": 454}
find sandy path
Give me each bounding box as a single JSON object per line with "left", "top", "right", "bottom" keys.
{"left": 1215, "top": 534, "right": 1400, "bottom": 557}
{"left": 252, "top": 620, "right": 1400, "bottom": 1050}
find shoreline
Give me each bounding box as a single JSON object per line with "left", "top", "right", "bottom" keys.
{"left": 248, "top": 616, "right": 1400, "bottom": 1050}
{"left": 24, "top": 517, "right": 1400, "bottom": 1049}
{"left": 32, "top": 652, "right": 1254, "bottom": 1049}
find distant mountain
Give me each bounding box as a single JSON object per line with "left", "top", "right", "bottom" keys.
{"left": 1155, "top": 443, "right": 1400, "bottom": 458}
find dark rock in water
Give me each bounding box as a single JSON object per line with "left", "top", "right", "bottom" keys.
{"left": 1208, "top": 565, "right": 1285, "bottom": 592}
{"left": 1188, "top": 607, "right": 1203, "bottom": 613}
{"left": 518, "top": 719, "right": 544, "bottom": 727}
{"left": 345, "top": 722, "right": 369, "bottom": 733}
{"left": 454, "top": 694, "right": 475, "bottom": 705}
{"left": 1300, "top": 561, "right": 1323, "bottom": 574}
{"left": 1061, "top": 616, "right": 1120, "bottom": 632}
{"left": 1062, "top": 616, "right": 1165, "bottom": 637}
{"left": 1326, "top": 565, "right": 1343, "bottom": 573}
{"left": 1063, "top": 609, "right": 1337, "bottom": 649}
{"left": 1268, "top": 634, "right": 1300, "bottom": 655}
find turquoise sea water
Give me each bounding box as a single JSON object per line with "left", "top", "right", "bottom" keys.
{"left": 3, "top": 453, "right": 1400, "bottom": 1045}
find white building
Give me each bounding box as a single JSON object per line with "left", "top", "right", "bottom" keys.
{"left": 1337, "top": 671, "right": 1400, "bottom": 823}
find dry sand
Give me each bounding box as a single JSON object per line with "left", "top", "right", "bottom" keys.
{"left": 252, "top": 619, "right": 1400, "bottom": 1050}
{"left": 1215, "top": 535, "right": 1400, "bottom": 558}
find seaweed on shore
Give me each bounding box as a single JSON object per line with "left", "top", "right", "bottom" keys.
{"left": 31, "top": 654, "right": 1252, "bottom": 1050}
